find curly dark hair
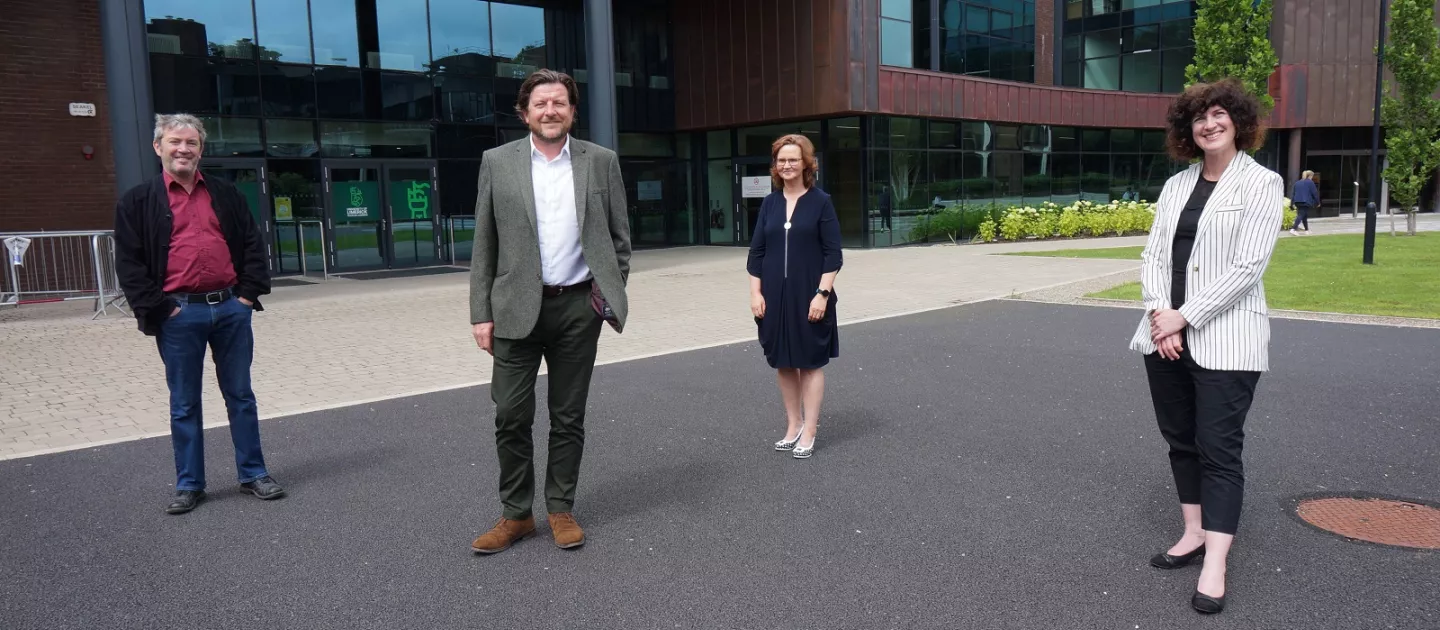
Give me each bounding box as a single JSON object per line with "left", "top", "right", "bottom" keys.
{"left": 1165, "top": 78, "right": 1266, "bottom": 161}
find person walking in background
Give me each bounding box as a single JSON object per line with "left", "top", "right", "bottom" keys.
{"left": 468, "top": 69, "right": 631, "bottom": 555}
{"left": 1131, "top": 79, "right": 1284, "bottom": 615}
{"left": 113, "top": 114, "right": 284, "bottom": 515}
{"left": 1290, "top": 170, "right": 1319, "bottom": 235}
{"left": 748, "top": 135, "right": 843, "bottom": 460}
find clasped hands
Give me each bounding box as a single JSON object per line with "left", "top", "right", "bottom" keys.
{"left": 1150, "top": 308, "right": 1188, "bottom": 361}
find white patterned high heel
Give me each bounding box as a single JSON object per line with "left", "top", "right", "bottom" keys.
{"left": 774, "top": 428, "right": 803, "bottom": 451}
{"left": 792, "top": 435, "right": 816, "bottom": 459}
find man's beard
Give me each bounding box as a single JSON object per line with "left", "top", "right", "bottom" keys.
{"left": 532, "top": 119, "right": 569, "bottom": 143}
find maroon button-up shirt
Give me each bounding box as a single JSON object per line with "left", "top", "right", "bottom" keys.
{"left": 162, "top": 172, "right": 238, "bottom": 293}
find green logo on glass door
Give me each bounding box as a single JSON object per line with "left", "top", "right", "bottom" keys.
{"left": 349, "top": 185, "right": 364, "bottom": 207}
{"left": 406, "top": 181, "right": 431, "bottom": 219}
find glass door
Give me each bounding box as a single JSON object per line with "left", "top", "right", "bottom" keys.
{"left": 324, "top": 163, "right": 387, "bottom": 270}
{"left": 201, "top": 159, "right": 276, "bottom": 272}
{"left": 383, "top": 164, "right": 440, "bottom": 267}
{"left": 733, "top": 158, "right": 774, "bottom": 245}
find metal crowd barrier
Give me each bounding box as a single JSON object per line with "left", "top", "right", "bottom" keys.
{"left": 1, "top": 231, "right": 129, "bottom": 318}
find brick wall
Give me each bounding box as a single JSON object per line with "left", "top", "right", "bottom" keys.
{"left": 1034, "top": 0, "right": 1054, "bottom": 86}
{"left": 0, "top": 0, "right": 117, "bottom": 233}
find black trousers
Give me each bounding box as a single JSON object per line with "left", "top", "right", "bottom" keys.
{"left": 491, "top": 290, "right": 603, "bottom": 519}
{"left": 1143, "top": 341, "right": 1260, "bottom": 535}
{"left": 1293, "top": 203, "right": 1311, "bottom": 229}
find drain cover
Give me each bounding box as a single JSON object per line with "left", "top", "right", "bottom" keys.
{"left": 1296, "top": 497, "right": 1440, "bottom": 550}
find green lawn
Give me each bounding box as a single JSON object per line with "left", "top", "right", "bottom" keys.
{"left": 1027, "top": 234, "right": 1440, "bottom": 319}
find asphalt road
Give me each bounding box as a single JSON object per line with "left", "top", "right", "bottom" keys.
{"left": 3, "top": 300, "right": 1436, "bottom": 630}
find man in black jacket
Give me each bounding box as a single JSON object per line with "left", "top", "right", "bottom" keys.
{"left": 114, "top": 114, "right": 284, "bottom": 514}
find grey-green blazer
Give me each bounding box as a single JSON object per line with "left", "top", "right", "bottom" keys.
{"left": 469, "top": 136, "right": 632, "bottom": 339}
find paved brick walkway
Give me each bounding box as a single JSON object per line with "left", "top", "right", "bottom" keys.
{"left": 0, "top": 239, "right": 1145, "bottom": 460}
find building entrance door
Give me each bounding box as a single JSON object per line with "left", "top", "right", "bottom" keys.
{"left": 201, "top": 159, "right": 276, "bottom": 273}
{"left": 732, "top": 157, "right": 774, "bottom": 245}
{"left": 322, "top": 160, "right": 440, "bottom": 271}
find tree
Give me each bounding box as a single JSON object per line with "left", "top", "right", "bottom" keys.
{"left": 1185, "top": 0, "right": 1280, "bottom": 111}
{"left": 1380, "top": 0, "right": 1440, "bottom": 219}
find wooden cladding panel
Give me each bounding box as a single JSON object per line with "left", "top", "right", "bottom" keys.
{"left": 675, "top": 0, "right": 851, "bottom": 129}
{"left": 878, "top": 68, "right": 1173, "bottom": 128}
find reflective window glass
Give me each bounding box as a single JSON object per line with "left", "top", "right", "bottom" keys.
{"left": 431, "top": 0, "right": 493, "bottom": 71}
{"left": 371, "top": 0, "right": 432, "bottom": 71}
{"left": 151, "top": 55, "right": 261, "bottom": 115}
{"left": 145, "top": 0, "right": 256, "bottom": 58}
{"left": 881, "top": 0, "right": 913, "bottom": 20}
{"left": 438, "top": 124, "right": 499, "bottom": 158}
{"left": 266, "top": 119, "right": 319, "bottom": 157}
{"left": 1083, "top": 56, "right": 1120, "bottom": 90}
{"left": 881, "top": 18, "right": 914, "bottom": 67}
{"left": 1122, "top": 51, "right": 1160, "bottom": 92}
{"left": 437, "top": 75, "right": 496, "bottom": 123}
{"left": 1081, "top": 129, "right": 1110, "bottom": 152}
{"left": 492, "top": 2, "right": 547, "bottom": 78}
{"left": 260, "top": 64, "right": 317, "bottom": 117}
{"left": 380, "top": 72, "right": 436, "bottom": 121}
{"left": 320, "top": 122, "right": 434, "bottom": 158}
{"left": 311, "top": 0, "right": 361, "bottom": 66}
{"left": 196, "top": 117, "right": 264, "bottom": 157}
{"left": 255, "top": 0, "right": 313, "bottom": 63}
{"left": 1162, "top": 47, "right": 1192, "bottom": 92}
{"left": 315, "top": 67, "right": 367, "bottom": 119}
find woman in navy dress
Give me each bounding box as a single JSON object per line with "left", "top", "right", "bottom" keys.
{"left": 746, "top": 134, "right": 843, "bottom": 459}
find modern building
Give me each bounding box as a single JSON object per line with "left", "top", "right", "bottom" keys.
{"left": 3, "top": 0, "right": 1436, "bottom": 276}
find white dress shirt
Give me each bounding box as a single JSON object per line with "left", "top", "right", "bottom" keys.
{"left": 530, "top": 136, "right": 591, "bottom": 286}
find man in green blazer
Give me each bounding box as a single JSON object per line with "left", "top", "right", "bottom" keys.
{"left": 468, "top": 69, "right": 631, "bottom": 555}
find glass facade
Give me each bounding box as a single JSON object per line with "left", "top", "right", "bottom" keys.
{"left": 1061, "top": 0, "right": 1195, "bottom": 92}
{"left": 866, "top": 116, "right": 1182, "bottom": 246}
{"left": 144, "top": 0, "right": 690, "bottom": 273}
{"left": 939, "top": 0, "right": 1036, "bottom": 82}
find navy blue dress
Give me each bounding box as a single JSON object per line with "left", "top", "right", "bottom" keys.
{"left": 746, "top": 187, "right": 843, "bottom": 369}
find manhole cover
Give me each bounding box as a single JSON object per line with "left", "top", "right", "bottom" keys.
{"left": 1296, "top": 497, "right": 1440, "bottom": 550}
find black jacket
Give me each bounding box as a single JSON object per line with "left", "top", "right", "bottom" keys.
{"left": 114, "top": 174, "right": 270, "bottom": 336}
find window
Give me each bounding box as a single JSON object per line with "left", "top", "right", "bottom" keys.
{"left": 492, "top": 2, "right": 547, "bottom": 78}
{"left": 430, "top": 0, "right": 493, "bottom": 69}
{"left": 259, "top": 64, "right": 317, "bottom": 117}
{"left": 1064, "top": 2, "right": 1195, "bottom": 92}
{"left": 370, "top": 0, "right": 432, "bottom": 71}
{"left": 145, "top": 0, "right": 256, "bottom": 58}
{"left": 265, "top": 119, "right": 318, "bottom": 157}
{"left": 881, "top": 0, "right": 914, "bottom": 67}
{"left": 320, "top": 122, "right": 433, "bottom": 158}
{"left": 254, "top": 0, "right": 313, "bottom": 63}
{"left": 311, "top": 0, "right": 360, "bottom": 66}
{"left": 151, "top": 56, "right": 261, "bottom": 115}
{"left": 197, "top": 117, "right": 264, "bottom": 157}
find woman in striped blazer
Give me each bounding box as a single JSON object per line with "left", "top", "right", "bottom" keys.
{"left": 1130, "top": 79, "right": 1284, "bottom": 615}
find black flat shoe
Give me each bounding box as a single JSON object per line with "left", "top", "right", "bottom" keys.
{"left": 1150, "top": 544, "right": 1205, "bottom": 569}
{"left": 165, "top": 490, "right": 205, "bottom": 515}
{"left": 1192, "top": 591, "right": 1225, "bottom": 614}
{"left": 240, "top": 476, "right": 286, "bottom": 500}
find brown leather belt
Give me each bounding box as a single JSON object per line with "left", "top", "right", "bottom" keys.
{"left": 542, "top": 279, "right": 591, "bottom": 298}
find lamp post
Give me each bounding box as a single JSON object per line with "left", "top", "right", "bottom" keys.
{"left": 1364, "top": 0, "right": 1390, "bottom": 264}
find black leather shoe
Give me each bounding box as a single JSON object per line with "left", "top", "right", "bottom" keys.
{"left": 240, "top": 476, "right": 286, "bottom": 500}
{"left": 1150, "top": 544, "right": 1205, "bottom": 569}
{"left": 1192, "top": 591, "right": 1226, "bottom": 614}
{"left": 165, "top": 490, "right": 205, "bottom": 515}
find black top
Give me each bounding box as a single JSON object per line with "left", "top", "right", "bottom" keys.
{"left": 113, "top": 175, "right": 271, "bottom": 336}
{"left": 1170, "top": 177, "right": 1218, "bottom": 310}
{"left": 746, "top": 188, "right": 844, "bottom": 369}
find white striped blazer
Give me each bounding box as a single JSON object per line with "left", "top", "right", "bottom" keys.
{"left": 1129, "top": 151, "right": 1285, "bottom": 372}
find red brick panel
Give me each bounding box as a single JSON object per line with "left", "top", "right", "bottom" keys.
{"left": 0, "top": 0, "right": 117, "bottom": 231}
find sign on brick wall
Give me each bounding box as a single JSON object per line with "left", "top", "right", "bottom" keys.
{"left": 68, "top": 103, "right": 96, "bottom": 117}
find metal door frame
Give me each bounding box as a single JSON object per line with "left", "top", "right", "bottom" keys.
{"left": 732, "top": 156, "right": 773, "bottom": 245}
{"left": 321, "top": 159, "right": 440, "bottom": 271}
{"left": 202, "top": 158, "right": 276, "bottom": 273}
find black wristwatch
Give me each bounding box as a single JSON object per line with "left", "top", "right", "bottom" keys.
{"left": 816, "top": 288, "right": 832, "bottom": 298}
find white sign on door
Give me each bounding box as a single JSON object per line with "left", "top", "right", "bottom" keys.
{"left": 741, "top": 176, "right": 771, "bottom": 199}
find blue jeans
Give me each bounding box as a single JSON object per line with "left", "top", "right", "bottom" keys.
{"left": 156, "top": 295, "right": 268, "bottom": 491}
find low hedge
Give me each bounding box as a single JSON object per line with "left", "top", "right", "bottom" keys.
{"left": 909, "top": 198, "right": 1299, "bottom": 244}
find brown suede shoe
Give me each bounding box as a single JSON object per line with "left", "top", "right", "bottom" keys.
{"left": 471, "top": 516, "right": 536, "bottom": 554}
{"left": 549, "top": 512, "right": 585, "bottom": 549}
